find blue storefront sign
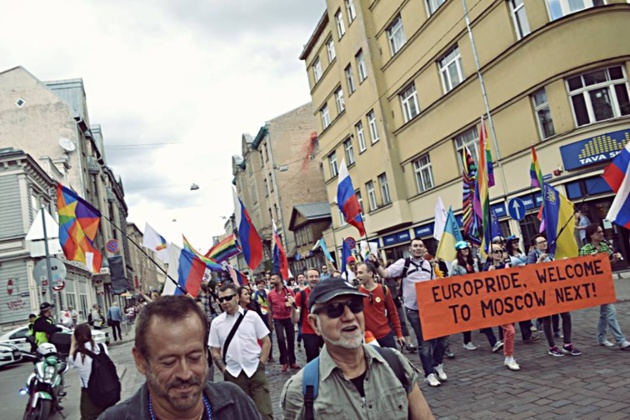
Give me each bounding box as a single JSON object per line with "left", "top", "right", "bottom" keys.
{"left": 560, "top": 129, "right": 630, "bottom": 171}
{"left": 414, "top": 223, "right": 434, "bottom": 238}
{"left": 382, "top": 229, "right": 411, "bottom": 247}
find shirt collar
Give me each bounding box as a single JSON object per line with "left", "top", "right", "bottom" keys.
{"left": 320, "top": 344, "right": 373, "bottom": 381}
{"left": 226, "top": 307, "right": 245, "bottom": 318}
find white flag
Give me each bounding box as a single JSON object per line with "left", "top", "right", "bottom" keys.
{"left": 433, "top": 197, "right": 447, "bottom": 241}
{"left": 143, "top": 223, "right": 169, "bottom": 262}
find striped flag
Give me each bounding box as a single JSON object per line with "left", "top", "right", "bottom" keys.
{"left": 462, "top": 146, "right": 481, "bottom": 243}
{"left": 530, "top": 146, "right": 544, "bottom": 188}
{"left": 477, "top": 118, "right": 491, "bottom": 254}
{"left": 205, "top": 233, "right": 241, "bottom": 263}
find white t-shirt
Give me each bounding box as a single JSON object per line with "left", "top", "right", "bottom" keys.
{"left": 208, "top": 307, "right": 270, "bottom": 378}
{"left": 70, "top": 342, "right": 109, "bottom": 388}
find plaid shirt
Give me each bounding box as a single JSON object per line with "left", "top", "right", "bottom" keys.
{"left": 579, "top": 242, "right": 612, "bottom": 257}
{"left": 198, "top": 291, "right": 217, "bottom": 321}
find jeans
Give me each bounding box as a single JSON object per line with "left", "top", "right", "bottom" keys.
{"left": 462, "top": 331, "right": 472, "bottom": 344}
{"left": 273, "top": 318, "right": 296, "bottom": 365}
{"left": 405, "top": 308, "right": 446, "bottom": 377}
{"left": 598, "top": 303, "right": 627, "bottom": 344}
{"left": 480, "top": 328, "right": 497, "bottom": 347}
{"left": 542, "top": 313, "right": 572, "bottom": 347}
{"left": 302, "top": 333, "right": 324, "bottom": 362}
{"left": 110, "top": 320, "right": 122, "bottom": 341}
{"left": 519, "top": 320, "right": 534, "bottom": 340}
{"left": 393, "top": 305, "right": 410, "bottom": 337}
{"left": 376, "top": 331, "right": 397, "bottom": 349}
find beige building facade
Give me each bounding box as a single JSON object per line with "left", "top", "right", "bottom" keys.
{"left": 301, "top": 0, "right": 630, "bottom": 267}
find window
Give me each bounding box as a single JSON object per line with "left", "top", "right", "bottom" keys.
{"left": 426, "top": 0, "right": 447, "bottom": 16}
{"left": 335, "top": 87, "right": 346, "bottom": 113}
{"left": 387, "top": 16, "right": 406, "bottom": 55}
{"left": 269, "top": 173, "right": 274, "bottom": 192}
{"left": 335, "top": 9, "right": 346, "bottom": 39}
{"left": 413, "top": 155, "right": 435, "bottom": 193}
{"left": 378, "top": 173, "right": 391, "bottom": 205}
{"left": 367, "top": 110, "right": 380, "bottom": 143}
{"left": 345, "top": 0, "right": 357, "bottom": 23}
{"left": 321, "top": 104, "right": 331, "bottom": 129}
{"left": 356, "top": 190, "right": 365, "bottom": 215}
{"left": 400, "top": 84, "right": 420, "bottom": 122}
{"left": 546, "top": 0, "right": 605, "bottom": 21}
{"left": 567, "top": 66, "right": 630, "bottom": 127}
{"left": 313, "top": 57, "right": 323, "bottom": 83}
{"left": 264, "top": 143, "right": 269, "bottom": 161}
{"left": 509, "top": 0, "right": 531, "bottom": 39}
{"left": 366, "top": 181, "right": 377, "bottom": 211}
{"left": 344, "top": 138, "right": 355, "bottom": 165}
{"left": 329, "top": 151, "right": 338, "bottom": 177}
{"left": 345, "top": 65, "right": 356, "bottom": 94}
{"left": 532, "top": 88, "right": 556, "bottom": 139}
{"left": 438, "top": 46, "right": 465, "bottom": 93}
{"left": 356, "top": 121, "right": 367, "bottom": 152}
{"left": 264, "top": 178, "right": 269, "bottom": 196}
{"left": 327, "top": 37, "right": 336, "bottom": 63}
{"left": 356, "top": 50, "right": 367, "bottom": 82}
{"left": 454, "top": 127, "right": 479, "bottom": 170}
{"left": 338, "top": 208, "right": 347, "bottom": 226}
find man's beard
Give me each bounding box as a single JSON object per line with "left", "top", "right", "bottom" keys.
{"left": 145, "top": 366, "right": 207, "bottom": 412}
{"left": 315, "top": 317, "right": 363, "bottom": 349}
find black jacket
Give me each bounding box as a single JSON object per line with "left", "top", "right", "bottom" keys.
{"left": 33, "top": 315, "right": 61, "bottom": 336}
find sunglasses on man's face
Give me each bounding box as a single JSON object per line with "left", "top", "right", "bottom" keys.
{"left": 312, "top": 297, "right": 363, "bottom": 319}
{"left": 218, "top": 294, "right": 236, "bottom": 303}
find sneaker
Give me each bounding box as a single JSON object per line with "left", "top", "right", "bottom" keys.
{"left": 547, "top": 346, "right": 564, "bottom": 357}
{"left": 463, "top": 342, "right": 478, "bottom": 351}
{"left": 553, "top": 331, "right": 563, "bottom": 339}
{"left": 523, "top": 335, "right": 541, "bottom": 344}
{"left": 435, "top": 364, "right": 447, "bottom": 381}
{"left": 290, "top": 363, "right": 300, "bottom": 369}
{"left": 281, "top": 364, "right": 289, "bottom": 372}
{"left": 492, "top": 341, "right": 504, "bottom": 353}
{"left": 425, "top": 373, "right": 441, "bottom": 387}
{"left": 599, "top": 339, "right": 615, "bottom": 347}
{"left": 405, "top": 343, "right": 417, "bottom": 353}
{"left": 504, "top": 358, "right": 521, "bottom": 371}
{"left": 561, "top": 344, "right": 582, "bottom": 356}
{"left": 620, "top": 341, "right": 630, "bottom": 350}
{"left": 445, "top": 347, "right": 455, "bottom": 359}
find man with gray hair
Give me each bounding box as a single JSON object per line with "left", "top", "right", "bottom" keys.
{"left": 108, "top": 302, "right": 123, "bottom": 342}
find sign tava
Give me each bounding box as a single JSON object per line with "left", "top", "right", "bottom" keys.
{"left": 416, "top": 254, "right": 615, "bottom": 340}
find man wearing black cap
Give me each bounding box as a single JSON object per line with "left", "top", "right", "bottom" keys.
{"left": 281, "top": 278, "right": 434, "bottom": 419}
{"left": 33, "top": 302, "right": 62, "bottom": 346}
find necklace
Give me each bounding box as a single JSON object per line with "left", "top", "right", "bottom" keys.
{"left": 148, "top": 393, "right": 213, "bottom": 420}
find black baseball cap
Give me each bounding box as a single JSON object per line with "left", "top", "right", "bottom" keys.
{"left": 308, "top": 277, "right": 366, "bottom": 310}
{"left": 40, "top": 302, "right": 54, "bottom": 311}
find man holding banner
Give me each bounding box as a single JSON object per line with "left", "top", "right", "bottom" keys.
{"left": 371, "top": 238, "right": 448, "bottom": 387}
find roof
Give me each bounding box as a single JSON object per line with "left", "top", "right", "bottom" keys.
{"left": 289, "top": 202, "right": 332, "bottom": 231}
{"left": 299, "top": 11, "right": 329, "bottom": 61}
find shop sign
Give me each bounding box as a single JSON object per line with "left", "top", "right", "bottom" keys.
{"left": 560, "top": 129, "right": 630, "bottom": 171}
{"left": 382, "top": 230, "right": 411, "bottom": 246}
{"left": 414, "top": 223, "right": 434, "bottom": 238}
{"left": 491, "top": 203, "right": 507, "bottom": 218}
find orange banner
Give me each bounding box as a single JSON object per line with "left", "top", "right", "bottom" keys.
{"left": 416, "top": 254, "right": 616, "bottom": 340}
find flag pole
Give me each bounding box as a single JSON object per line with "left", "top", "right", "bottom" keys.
{"left": 99, "top": 215, "right": 188, "bottom": 295}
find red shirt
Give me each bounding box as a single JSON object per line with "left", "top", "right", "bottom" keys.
{"left": 295, "top": 288, "right": 315, "bottom": 335}
{"left": 268, "top": 287, "right": 295, "bottom": 320}
{"left": 359, "top": 283, "right": 402, "bottom": 340}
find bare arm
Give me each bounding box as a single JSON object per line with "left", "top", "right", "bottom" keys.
{"left": 259, "top": 336, "right": 271, "bottom": 364}
{"left": 210, "top": 347, "right": 225, "bottom": 374}
{"left": 368, "top": 254, "right": 390, "bottom": 278}
{"left": 408, "top": 382, "right": 435, "bottom": 420}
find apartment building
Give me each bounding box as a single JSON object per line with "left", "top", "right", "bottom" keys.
{"left": 301, "top": 0, "right": 630, "bottom": 268}
{"left": 232, "top": 103, "right": 328, "bottom": 275}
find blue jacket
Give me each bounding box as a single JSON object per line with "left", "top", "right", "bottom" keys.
{"left": 108, "top": 306, "right": 123, "bottom": 322}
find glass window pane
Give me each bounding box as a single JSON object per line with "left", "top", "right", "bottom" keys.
{"left": 571, "top": 95, "right": 590, "bottom": 126}
{"left": 532, "top": 89, "right": 547, "bottom": 106}
{"left": 589, "top": 88, "right": 614, "bottom": 121}
{"left": 567, "top": 76, "right": 583, "bottom": 91}
{"left": 537, "top": 108, "right": 556, "bottom": 138}
{"left": 615, "top": 84, "right": 630, "bottom": 116}
{"left": 583, "top": 70, "right": 608, "bottom": 86}
{"left": 609, "top": 66, "right": 623, "bottom": 80}
{"left": 547, "top": 0, "right": 564, "bottom": 20}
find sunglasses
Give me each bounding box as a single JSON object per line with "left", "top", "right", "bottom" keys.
{"left": 218, "top": 294, "right": 236, "bottom": 303}
{"left": 312, "top": 297, "right": 363, "bottom": 319}
{"left": 492, "top": 250, "right": 503, "bottom": 254}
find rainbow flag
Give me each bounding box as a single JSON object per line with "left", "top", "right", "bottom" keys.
{"left": 182, "top": 236, "right": 223, "bottom": 272}
{"left": 462, "top": 146, "right": 481, "bottom": 243}
{"left": 57, "top": 183, "right": 102, "bottom": 273}
{"left": 477, "top": 118, "right": 491, "bottom": 254}
{"left": 530, "top": 146, "right": 544, "bottom": 188}
{"left": 205, "top": 233, "right": 241, "bottom": 263}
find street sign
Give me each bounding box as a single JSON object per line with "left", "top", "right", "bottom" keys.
{"left": 345, "top": 237, "right": 356, "bottom": 249}
{"left": 33, "top": 258, "right": 67, "bottom": 287}
{"left": 106, "top": 239, "right": 120, "bottom": 254}
{"left": 52, "top": 281, "right": 65, "bottom": 292}
{"left": 507, "top": 198, "right": 526, "bottom": 221}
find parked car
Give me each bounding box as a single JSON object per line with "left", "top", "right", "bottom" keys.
{"left": 0, "top": 324, "right": 109, "bottom": 354}
{"left": 0, "top": 343, "right": 22, "bottom": 367}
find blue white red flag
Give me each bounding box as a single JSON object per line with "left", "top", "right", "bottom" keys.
{"left": 272, "top": 220, "right": 289, "bottom": 280}
{"left": 336, "top": 160, "right": 366, "bottom": 236}
{"left": 232, "top": 186, "right": 263, "bottom": 270}
{"left": 227, "top": 265, "right": 248, "bottom": 286}
{"left": 162, "top": 243, "right": 206, "bottom": 297}
{"left": 603, "top": 143, "right": 630, "bottom": 229}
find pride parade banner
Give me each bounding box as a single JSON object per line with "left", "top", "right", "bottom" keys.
{"left": 416, "top": 254, "right": 615, "bottom": 340}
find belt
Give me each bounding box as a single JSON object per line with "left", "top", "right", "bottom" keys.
{"left": 405, "top": 307, "right": 419, "bottom": 312}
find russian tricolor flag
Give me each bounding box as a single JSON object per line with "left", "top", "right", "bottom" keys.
{"left": 603, "top": 143, "right": 630, "bottom": 229}
{"left": 336, "top": 160, "right": 366, "bottom": 236}
{"left": 162, "top": 243, "right": 206, "bottom": 297}
{"left": 232, "top": 186, "right": 264, "bottom": 270}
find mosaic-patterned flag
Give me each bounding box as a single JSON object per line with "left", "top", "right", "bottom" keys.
{"left": 462, "top": 146, "right": 481, "bottom": 244}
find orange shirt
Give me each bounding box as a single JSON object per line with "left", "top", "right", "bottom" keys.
{"left": 358, "top": 283, "right": 402, "bottom": 340}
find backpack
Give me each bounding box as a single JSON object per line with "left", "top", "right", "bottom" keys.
{"left": 87, "top": 312, "right": 94, "bottom": 326}
{"left": 79, "top": 344, "right": 121, "bottom": 408}
{"left": 399, "top": 257, "right": 434, "bottom": 301}
{"left": 302, "top": 346, "right": 408, "bottom": 420}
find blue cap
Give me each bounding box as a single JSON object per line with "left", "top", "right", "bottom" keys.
{"left": 455, "top": 241, "right": 469, "bottom": 250}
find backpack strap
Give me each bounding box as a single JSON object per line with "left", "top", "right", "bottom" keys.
{"left": 299, "top": 290, "right": 307, "bottom": 325}
{"left": 374, "top": 347, "right": 409, "bottom": 392}
{"left": 400, "top": 257, "right": 412, "bottom": 279}
{"left": 302, "top": 357, "right": 320, "bottom": 420}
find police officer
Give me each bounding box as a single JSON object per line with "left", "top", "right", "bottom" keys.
{"left": 33, "top": 302, "right": 62, "bottom": 346}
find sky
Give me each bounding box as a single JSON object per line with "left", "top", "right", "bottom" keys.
{"left": 0, "top": 0, "right": 326, "bottom": 251}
